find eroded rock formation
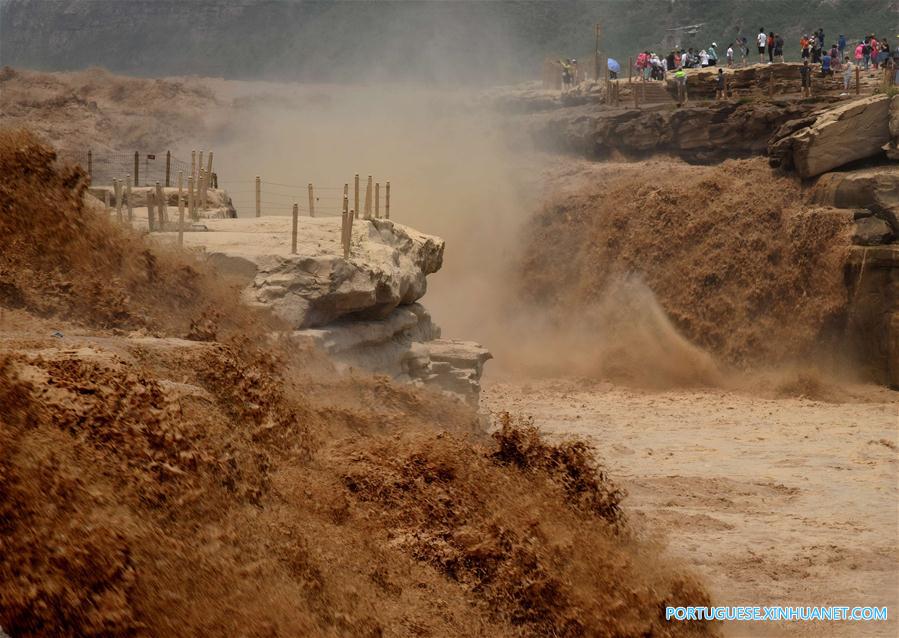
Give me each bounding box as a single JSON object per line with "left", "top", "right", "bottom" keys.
{"left": 768, "top": 94, "right": 892, "bottom": 177}
{"left": 166, "top": 216, "right": 490, "bottom": 404}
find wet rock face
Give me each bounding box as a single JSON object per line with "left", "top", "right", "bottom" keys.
{"left": 853, "top": 215, "right": 895, "bottom": 245}
{"left": 293, "top": 305, "right": 492, "bottom": 405}
{"left": 527, "top": 100, "right": 822, "bottom": 164}
{"left": 768, "top": 94, "right": 892, "bottom": 177}
{"left": 810, "top": 168, "right": 899, "bottom": 235}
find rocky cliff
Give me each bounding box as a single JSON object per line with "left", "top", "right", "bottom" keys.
{"left": 160, "top": 215, "right": 491, "bottom": 405}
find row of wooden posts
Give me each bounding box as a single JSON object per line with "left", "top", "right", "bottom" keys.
{"left": 85, "top": 149, "right": 219, "bottom": 189}
{"left": 268, "top": 174, "right": 391, "bottom": 258}
{"left": 105, "top": 163, "right": 216, "bottom": 247}
{"left": 256, "top": 174, "right": 390, "bottom": 222}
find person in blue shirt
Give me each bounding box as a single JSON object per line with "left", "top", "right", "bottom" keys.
{"left": 822, "top": 50, "right": 832, "bottom": 76}
{"left": 838, "top": 34, "right": 846, "bottom": 58}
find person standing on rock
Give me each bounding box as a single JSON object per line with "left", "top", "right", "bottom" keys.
{"left": 822, "top": 49, "right": 832, "bottom": 77}
{"left": 758, "top": 28, "right": 767, "bottom": 64}
{"left": 715, "top": 68, "right": 726, "bottom": 100}
{"left": 674, "top": 67, "right": 687, "bottom": 103}
{"left": 767, "top": 32, "right": 775, "bottom": 63}
{"left": 774, "top": 34, "right": 785, "bottom": 63}
{"left": 708, "top": 42, "right": 719, "bottom": 66}
{"left": 800, "top": 59, "right": 812, "bottom": 96}
{"left": 726, "top": 43, "right": 734, "bottom": 67}
{"left": 856, "top": 40, "right": 865, "bottom": 68}
{"left": 838, "top": 34, "right": 847, "bottom": 59}
{"left": 843, "top": 56, "right": 854, "bottom": 92}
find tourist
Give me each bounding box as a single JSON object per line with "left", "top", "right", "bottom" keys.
{"left": 715, "top": 68, "right": 726, "bottom": 100}
{"left": 801, "top": 35, "right": 811, "bottom": 61}
{"left": 758, "top": 28, "right": 767, "bottom": 64}
{"left": 674, "top": 67, "right": 687, "bottom": 103}
{"left": 559, "top": 58, "right": 573, "bottom": 89}
{"left": 830, "top": 43, "right": 840, "bottom": 70}
{"left": 822, "top": 48, "right": 832, "bottom": 76}
{"left": 878, "top": 39, "right": 890, "bottom": 67}
{"left": 838, "top": 34, "right": 846, "bottom": 58}
{"left": 699, "top": 48, "right": 710, "bottom": 67}
{"left": 843, "top": 56, "right": 854, "bottom": 91}
{"left": 726, "top": 43, "right": 734, "bottom": 67}
{"left": 708, "top": 42, "right": 719, "bottom": 66}
{"left": 856, "top": 40, "right": 865, "bottom": 68}
{"left": 800, "top": 59, "right": 812, "bottom": 96}
{"left": 767, "top": 32, "right": 775, "bottom": 63}
{"left": 774, "top": 33, "right": 785, "bottom": 63}
{"left": 863, "top": 38, "right": 871, "bottom": 70}
{"left": 871, "top": 35, "right": 879, "bottom": 69}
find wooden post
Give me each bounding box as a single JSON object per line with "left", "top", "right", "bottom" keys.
{"left": 114, "top": 179, "right": 123, "bottom": 223}
{"left": 856, "top": 65, "right": 860, "bottom": 94}
{"left": 198, "top": 169, "right": 206, "bottom": 210}
{"left": 177, "top": 171, "right": 184, "bottom": 245}
{"left": 188, "top": 176, "right": 195, "bottom": 222}
{"left": 126, "top": 174, "right": 133, "bottom": 222}
{"left": 87, "top": 149, "right": 92, "bottom": 180}
{"left": 197, "top": 151, "right": 204, "bottom": 183}
{"left": 134, "top": 151, "right": 139, "bottom": 187}
{"left": 385, "top": 181, "right": 390, "bottom": 220}
{"left": 364, "top": 175, "right": 372, "bottom": 219}
{"left": 147, "top": 191, "right": 156, "bottom": 232}
{"left": 375, "top": 182, "right": 380, "bottom": 219}
{"left": 178, "top": 171, "right": 184, "bottom": 226}
{"left": 291, "top": 203, "right": 299, "bottom": 254}
{"left": 165, "top": 150, "right": 171, "bottom": 187}
{"left": 190, "top": 150, "right": 196, "bottom": 183}
{"left": 354, "top": 174, "right": 360, "bottom": 219}
{"left": 308, "top": 183, "right": 315, "bottom": 217}
{"left": 255, "top": 176, "right": 261, "bottom": 217}
{"left": 342, "top": 184, "right": 350, "bottom": 258}
{"left": 204, "top": 152, "right": 213, "bottom": 205}
{"left": 155, "top": 181, "right": 166, "bottom": 225}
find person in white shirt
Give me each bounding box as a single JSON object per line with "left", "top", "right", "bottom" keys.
{"left": 700, "top": 48, "right": 710, "bottom": 67}
{"left": 726, "top": 44, "right": 734, "bottom": 67}
{"left": 843, "top": 56, "right": 854, "bottom": 91}
{"left": 758, "top": 28, "right": 767, "bottom": 64}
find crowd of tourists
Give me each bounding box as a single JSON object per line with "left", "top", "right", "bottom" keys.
{"left": 631, "top": 27, "right": 898, "bottom": 87}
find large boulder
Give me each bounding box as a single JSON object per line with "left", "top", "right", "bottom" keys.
{"left": 292, "top": 304, "right": 492, "bottom": 405}
{"left": 768, "top": 94, "right": 892, "bottom": 177}
{"left": 885, "top": 94, "right": 899, "bottom": 160}
{"left": 169, "top": 215, "right": 444, "bottom": 328}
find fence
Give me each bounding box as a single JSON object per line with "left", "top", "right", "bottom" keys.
{"left": 62, "top": 149, "right": 192, "bottom": 187}
{"left": 222, "top": 175, "right": 391, "bottom": 221}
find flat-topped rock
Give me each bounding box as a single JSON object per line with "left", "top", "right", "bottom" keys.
{"left": 810, "top": 167, "right": 899, "bottom": 233}
{"left": 768, "top": 95, "right": 892, "bottom": 177}
{"left": 164, "top": 215, "right": 444, "bottom": 328}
